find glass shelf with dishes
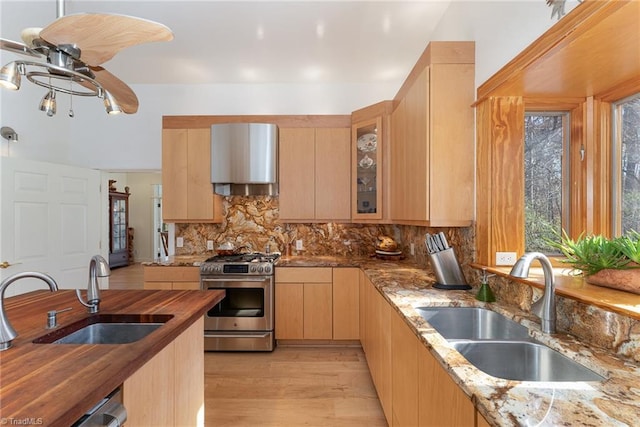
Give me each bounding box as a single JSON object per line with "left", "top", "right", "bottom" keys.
{"left": 352, "top": 116, "right": 383, "bottom": 219}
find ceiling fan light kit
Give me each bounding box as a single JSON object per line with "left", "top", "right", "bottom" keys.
{"left": 0, "top": 0, "right": 173, "bottom": 118}
{"left": 38, "top": 89, "right": 57, "bottom": 117}
{"left": 0, "top": 62, "right": 21, "bottom": 90}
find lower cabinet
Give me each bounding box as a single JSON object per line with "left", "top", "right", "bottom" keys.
{"left": 362, "top": 274, "right": 489, "bottom": 427}
{"left": 275, "top": 267, "right": 359, "bottom": 341}
{"left": 123, "top": 317, "right": 204, "bottom": 426}
{"left": 143, "top": 266, "right": 201, "bottom": 290}
{"left": 361, "top": 274, "right": 393, "bottom": 423}
{"left": 333, "top": 268, "right": 360, "bottom": 340}
{"left": 417, "top": 329, "right": 475, "bottom": 426}
{"left": 391, "top": 308, "right": 419, "bottom": 426}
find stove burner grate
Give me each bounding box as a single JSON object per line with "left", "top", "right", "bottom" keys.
{"left": 203, "top": 252, "right": 280, "bottom": 264}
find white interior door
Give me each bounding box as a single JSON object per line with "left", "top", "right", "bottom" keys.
{"left": 0, "top": 157, "right": 102, "bottom": 297}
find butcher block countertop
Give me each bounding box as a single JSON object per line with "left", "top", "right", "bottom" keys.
{"left": 0, "top": 289, "right": 224, "bottom": 426}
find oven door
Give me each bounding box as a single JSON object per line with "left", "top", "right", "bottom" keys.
{"left": 201, "top": 276, "right": 273, "bottom": 332}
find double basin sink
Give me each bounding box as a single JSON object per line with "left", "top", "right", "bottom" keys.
{"left": 33, "top": 314, "right": 173, "bottom": 345}
{"left": 415, "top": 307, "right": 604, "bottom": 382}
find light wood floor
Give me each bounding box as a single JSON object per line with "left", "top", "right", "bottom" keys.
{"left": 109, "top": 262, "right": 144, "bottom": 290}
{"left": 108, "top": 263, "right": 387, "bottom": 426}
{"left": 205, "top": 347, "right": 387, "bottom": 427}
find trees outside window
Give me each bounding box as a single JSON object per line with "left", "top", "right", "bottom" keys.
{"left": 618, "top": 95, "right": 640, "bottom": 236}
{"left": 524, "top": 113, "right": 567, "bottom": 253}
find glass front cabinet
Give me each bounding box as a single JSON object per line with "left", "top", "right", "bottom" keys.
{"left": 352, "top": 116, "right": 383, "bottom": 220}
{"left": 109, "top": 191, "right": 130, "bottom": 268}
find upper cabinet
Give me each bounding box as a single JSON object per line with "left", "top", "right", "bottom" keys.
{"left": 351, "top": 101, "right": 393, "bottom": 223}
{"left": 279, "top": 126, "right": 351, "bottom": 222}
{"left": 390, "top": 41, "right": 475, "bottom": 227}
{"left": 162, "top": 128, "right": 223, "bottom": 223}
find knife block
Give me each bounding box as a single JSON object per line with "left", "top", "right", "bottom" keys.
{"left": 427, "top": 248, "right": 471, "bottom": 290}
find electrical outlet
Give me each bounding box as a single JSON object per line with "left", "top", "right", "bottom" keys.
{"left": 496, "top": 251, "right": 517, "bottom": 266}
{"left": 207, "top": 240, "right": 214, "bottom": 250}
{"left": 410, "top": 243, "right": 415, "bottom": 255}
{"left": 295, "top": 239, "right": 303, "bottom": 251}
{"left": 176, "top": 237, "right": 184, "bottom": 248}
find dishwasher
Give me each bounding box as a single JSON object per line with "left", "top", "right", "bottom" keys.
{"left": 72, "top": 387, "right": 127, "bottom": 427}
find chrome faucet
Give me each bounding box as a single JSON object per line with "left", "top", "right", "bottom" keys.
{"left": 76, "top": 255, "right": 110, "bottom": 314}
{"left": 509, "top": 252, "right": 556, "bottom": 334}
{"left": 0, "top": 271, "right": 59, "bottom": 351}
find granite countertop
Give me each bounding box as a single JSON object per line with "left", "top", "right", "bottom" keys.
{"left": 0, "top": 289, "right": 224, "bottom": 426}
{"left": 145, "top": 254, "right": 640, "bottom": 425}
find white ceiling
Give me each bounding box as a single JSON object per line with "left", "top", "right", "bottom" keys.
{"left": 0, "top": 0, "right": 454, "bottom": 87}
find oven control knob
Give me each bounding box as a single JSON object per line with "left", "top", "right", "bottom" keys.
{"left": 258, "top": 266, "right": 264, "bottom": 273}
{"left": 264, "top": 265, "right": 272, "bottom": 273}
{"left": 250, "top": 265, "right": 257, "bottom": 272}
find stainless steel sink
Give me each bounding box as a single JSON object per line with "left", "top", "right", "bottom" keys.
{"left": 416, "top": 307, "right": 605, "bottom": 382}
{"left": 33, "top": 314, "right": 173, "bottom": 345}
{"left": 415, "top": 307, "right": 532, "bottom": 341}
{"left": 450, "top": 341, "right": 605, "bottom": 382}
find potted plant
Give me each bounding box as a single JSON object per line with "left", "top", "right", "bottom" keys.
{"left": 550, "top": 230, "right": 640, "bottom": 294}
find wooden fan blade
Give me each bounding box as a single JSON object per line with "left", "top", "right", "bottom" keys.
{"left": 0, "top": 38, "right": 44, "bottom": 58}
{"left": 39, "top": 13, "right": 173, "bottom": 66}
{"left": 78, "top": 67, "right": 139, "bottom": 114}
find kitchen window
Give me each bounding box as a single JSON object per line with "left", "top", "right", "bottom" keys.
{"left": 613, "top": 93, "right": 640, "bottom": 236}
{"left": 524, "top": 112, "right": 569, "bottom": 253}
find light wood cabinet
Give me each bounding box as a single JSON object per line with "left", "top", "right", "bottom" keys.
{"left": 124, "top": 318, "right": 204, "bottom": 426}
{"left": 418, "top": 341, "right": 475, "bottom": 426}
{"left": 275, "top": 267, "right": 333, "bottom": 340}
{"left": 162, "top": 128, "right": 223, "bottom": 223}
{"left": 391, "top": 308, "right": 419, "bottom": 427}
{"left": 332, "top": 268, "right": 360, "bottom": 340}
{"left": 279, "top": 127, "right": 351, "bottom": 222}
{"left": 351, "top": 101, "right": 393, "bottom": 223}
{"left": 390, "top": 41, "right": 475, "bottom": 227}
{"left": 303, "top": 281, "right": 333, "bottom": 339}
{"left": 362, "top": 271, "right": 490, "bottom": 427}
{"left": 143, "top": 266, "right": 201, "bottom": 290}
{"left": 361, "top": 274, "right": 392, "bottom": 424}
{"left": 275, "top": 267, "right": 359, "bottom": 341}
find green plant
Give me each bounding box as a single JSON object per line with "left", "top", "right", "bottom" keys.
{"left": 615, "top": 230, "right": 640, "bottom": 264}
{"left": 548, "top": 230, "right": 640, "bottom": 276}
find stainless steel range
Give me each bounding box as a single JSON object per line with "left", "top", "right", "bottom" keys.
{"left": 200, "top": 252, "right": 279, "bottom": 351}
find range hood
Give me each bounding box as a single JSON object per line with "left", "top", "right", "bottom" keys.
{"left": 211, "top": 123, "right": 278, "bottom": 196}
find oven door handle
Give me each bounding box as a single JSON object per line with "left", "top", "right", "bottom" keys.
{"left": 205, "top": 332, "right": 271, "bottom": 339}
{"left": 201, "top": 277, "right": 270, "bottom": 282}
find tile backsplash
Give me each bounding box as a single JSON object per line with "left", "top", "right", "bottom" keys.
{"left": 174, "top": 196, "right": 474, "bottom": 265}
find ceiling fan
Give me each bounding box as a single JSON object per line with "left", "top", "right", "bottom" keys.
{"left": 0, "top": 0, "right": 173, "bottom": 117}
